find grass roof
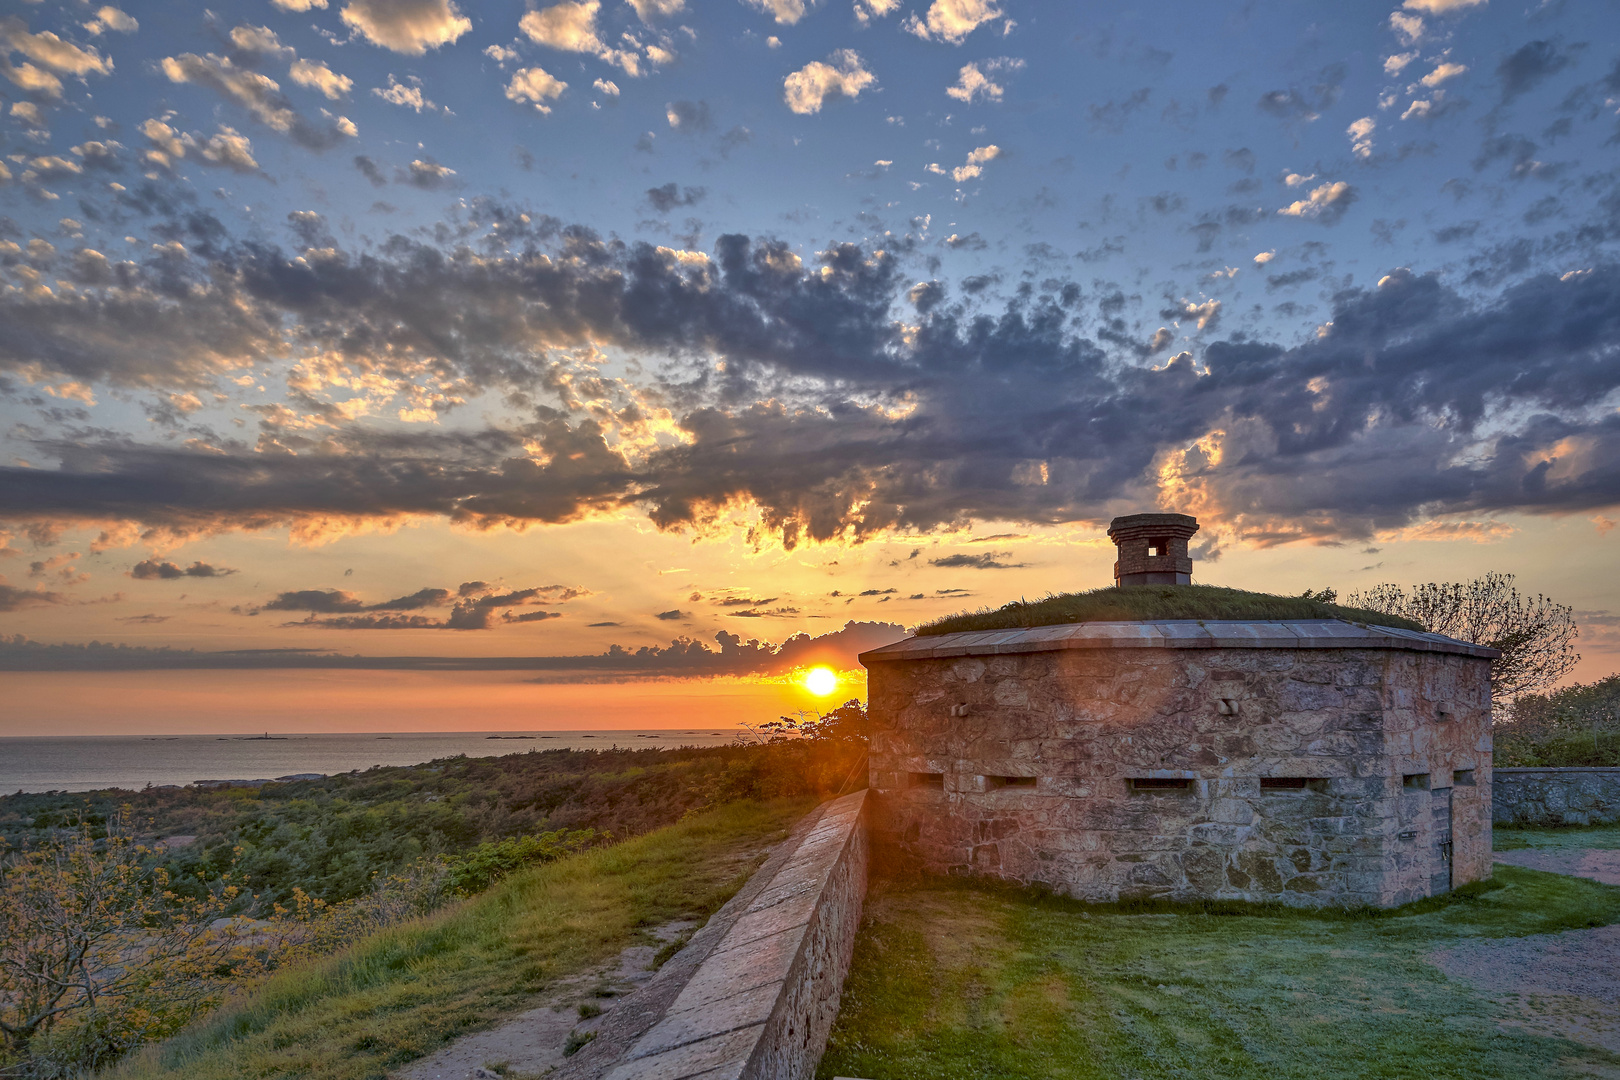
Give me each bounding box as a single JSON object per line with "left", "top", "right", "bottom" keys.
{"left": 915, "top": 584, "right": 1426, "bottom": 637}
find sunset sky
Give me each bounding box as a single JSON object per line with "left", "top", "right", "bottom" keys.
{"left": 1, "top": 0, "right": 1618, "bottom": 735}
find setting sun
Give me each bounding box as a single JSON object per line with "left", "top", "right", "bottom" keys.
{"left": 804, "top": 667, "right": 838, "bottom": 696}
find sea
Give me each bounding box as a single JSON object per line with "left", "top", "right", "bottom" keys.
{"left": 0, "top": 730, "right": 753, "bottom": 794}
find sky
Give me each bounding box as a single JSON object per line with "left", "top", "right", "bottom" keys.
{"left": 1, "top": 0, "right": 1618, "bottom": 735}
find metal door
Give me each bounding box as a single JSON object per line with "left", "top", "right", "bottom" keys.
{"left": 1431, "top": 786, "right": 1453, "bottom": 895}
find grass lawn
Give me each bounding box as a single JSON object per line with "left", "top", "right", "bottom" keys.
{"left": 820, "top": 862, "right": 1620, "bottom": 1080}
{"left": 1493, "top": 823, "right": 1620, "bottom": 851}
{"left": 916, "top": 584, "right": 1422, "bottom": 636}
{"left": 113, "top": 797, "right": 814, "bottom": 1080}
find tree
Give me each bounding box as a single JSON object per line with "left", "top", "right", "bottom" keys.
{"left": 0, "top": 811, "right": 255, "bottom": 1071}
{"left": 1347, "top": 572, "right": 1579, "bottom": 702}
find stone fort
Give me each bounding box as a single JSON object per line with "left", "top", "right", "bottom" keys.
{"left": 859, "top": 513, "right": 1496, "bottom": 908}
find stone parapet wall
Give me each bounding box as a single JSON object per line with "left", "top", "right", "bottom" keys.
{"left": 601, "top": 789, "right": 868, "bottom": 1080}
{"left": 1493, "top": 768, "right": 1620, "bottom": 827}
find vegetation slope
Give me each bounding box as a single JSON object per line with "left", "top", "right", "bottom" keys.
{"left": 112, "top": 798, "right": 812, "bottom": 1080}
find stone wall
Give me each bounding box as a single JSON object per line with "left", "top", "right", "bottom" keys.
{"left": 599, "top": 789, "right": 868, "bottom": 1080}
{"left": 1494, "top": 768, "right": 1620, "bottom": 827}
{"left": 863, "top": 621, "right": 1495, "bottom": 909}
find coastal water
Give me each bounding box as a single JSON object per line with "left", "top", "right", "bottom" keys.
{"left": 0, "top": 730, "right": 751, "bottom": 794}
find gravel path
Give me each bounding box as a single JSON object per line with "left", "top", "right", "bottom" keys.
{"left": 1429, "top": 851, "right": 1620, "bottom": 1062}
{"left": 1493, "top": 849, "right": 1620, "bottom": 887}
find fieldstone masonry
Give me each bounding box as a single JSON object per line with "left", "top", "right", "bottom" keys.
{"left": 861, "top": 620, "right": 1497, "bottom": 908}
{"left": 1494, "top": 767, "right": 1620, "bottom": 827}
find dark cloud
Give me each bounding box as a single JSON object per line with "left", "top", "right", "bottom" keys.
{"left": 0, "top": 620, "right": 907, "bottom": 676}
{"left": 654, "top": 609, "right": 687, "bottom": 620}
{"left": 1222, "top": 148, "right": 1255, "bottom": 174}
{"left": 1255, "top": 63, "right": 1345, "bottom": 123}
{"left": 354, "top": 155, "right": 387, "bottom": 187}
{"left": 665, "top": 100, "right": 712, "bottom": 133}
{"left": 929, "top": 551, "right": 1028, "bottom": 570}
{"left": 3, "top": 215, "right": 1620, "bottom": 552}
{"left": 250, "top": 582, "right": 586, "bottom": 629}
{"left": 1087, "top": 88, "right": 1151, "bottom": 134}
{"left": 0, "top": 584, "right": 68, "bottom": 611}
{"left": 646, "top": 183, "right": 706, "bottom": 213}
{"left": 1498, "top": 40, "right": 1578, "bottom": 102}
{"left": 130, "top": 558, "right": 237, "bottom": 579}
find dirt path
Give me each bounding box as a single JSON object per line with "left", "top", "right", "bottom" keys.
{"left": 1430, "top": 851, "right": 1620, "bottom": 1063}
{"left": 394, "top": 921, "right": 696, "bottom": 1080}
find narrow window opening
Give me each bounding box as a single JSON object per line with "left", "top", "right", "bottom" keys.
{"left": 1147, "top": 537, "right": 1169, "bottom": 557}
{"left": 1129, "top": 777, "right": 1192, "bottom": 792}
{"left": 910, "top": 771, "right": 945, "bottom": 789}
{"left": 1261, "top": 777, "right": 1327, "bottom": 792}
{"left": 1402, "top": 773, "right": 1431, "bottom": 791}
{"left": 1453, "top": 769, "right": 1476, "bottom": 787}
{"left": 988, "top": 775, "right": 1037, "bottom": 790}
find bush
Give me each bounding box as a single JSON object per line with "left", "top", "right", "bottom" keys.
{"left": 1494, "top": 674, "right": 1620, "bottom": 767}
{"left": 444, "top": 829, "right": 598, "bottom": 895}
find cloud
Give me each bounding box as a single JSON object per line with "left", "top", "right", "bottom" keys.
{"left": 1497, "top": 40, "right": 1575, "bottom": 103}
{"left": 1277, "top": 181, "right": 1356, "bottom": 224}
{"left": 506, "top": 66, "right": 567, "bottom": 113}
{"left": 1390, "top": 12, "right": 1424, "bottom": 44}
{"left": 594, "top": 77, "right": 620, "bottom": 97}
{"left": 230, "top": 25, "right": 294, "bottom": 57}
{"left": 83, "top": 8, "right": 138, "bottom": 35}
{"left": 903, "top": 0, "right": 1003, "bottom": 44}
{"left": 400, "top": 158, "right": 456, "bottom": 188}
{"left": 273, "top": 0, "right": 329, "bottom": 9}
{"left": 160, "top": 52, "right": 356, "bottom": 149}
{"left": 136, "top": 119, "right": 260, "bottom": 173}
{"left": 1421, "top": 61, "right": 1467, "bottom": 88}
{"left": 1402, "top": 0, "right": 1484, "bottom": 12}
{"left": 646, "top": 183, "right": 706, "bottom": 212}
{"left": 627, "top": 0, "right": 685, "bottom": 21}
{"left": 654, "top": 608, "right": 687, "bottom": 620}
{"left": 130, "top": 558, "right": 237, "bottom": 579}
{"left": 742, "top": 0, "right": 813, "bottom": 25}
{"left": 290, "top": 59, "right": 354, "bottom": 99}
{"left": 854, "top": 0, "right": 902, "bottom": 24}
{"left": 947, "top": 144, "right": 1000, "bottom": 182}
{"left": 0, "top": 15, "right": 113, "bottom": 98}
{"left": 945, "top": 57, "right": 1023, "bottom": 104}
{"left": 340, "top": 0, "right": 471, "bottom": 54}
{"left": 929, "top": 551, "right": 1027, "bottom": 569}
{"left": 519, "top": 1, "right": 656, "bottom": 76}
{"left": 784, "top": 50, "right": 875, "bottom": 115}
{"left": 373, "top": 74, "right": 437, "bottom": 111}
{"left": 1347, "top": 116, "right": 1375, "bottom": 159}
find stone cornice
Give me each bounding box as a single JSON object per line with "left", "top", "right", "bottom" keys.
{"left": 859, "top": 618, "right": 1500, "bottom": 664}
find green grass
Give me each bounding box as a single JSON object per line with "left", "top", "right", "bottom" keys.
{"left": 1493, "top": 823, "right": 1620, "bottom": 851}
{"left": 916, "top": 584, "right": 1425, "bottom": 636}
{"left": 819, "top": 866, "right": 1620, "bottom": 1080}
{"left": 112, "top": 797, "right": 815, "bottom": 1080}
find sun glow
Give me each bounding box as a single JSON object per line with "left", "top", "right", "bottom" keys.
{"left": 803, "top": 666, "right": 838, "bottom": 696}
